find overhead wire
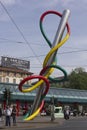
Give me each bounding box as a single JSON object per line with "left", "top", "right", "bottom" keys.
{"left": 0, "top": 35, "right": 86, "bottom": 50}
{"left": 17, "top": 49, "right": 87, "bottom": 59}
{"left": 0, "top": 0, "right": 42, "bottom": 65}
{"left": 0, "top": 1, "right": 87, "bottom": 67}
{"left": 0, "top": 1, "right": 86, "bottom": 74}
{"left": 0, "top": 37, "right": 48, "bottom": 46}
{"left": 0, "top": 36, "right": 87, "bottom": 55}
{"left": 0, "top": 37, "right": 24, "bottom": 44}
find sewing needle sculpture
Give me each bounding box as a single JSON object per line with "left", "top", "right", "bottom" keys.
{"left": 19, "top": 9, "right": 70, "bottom": 121}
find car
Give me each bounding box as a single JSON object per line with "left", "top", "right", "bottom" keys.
{"left": 54, "top": 106, "right": 64, "bottom": 118}
{"left": 70, "top": 111, "right": 74, "bottom": 116}
{"left": 40, "top": 110, "right": 46, "bottom": 116}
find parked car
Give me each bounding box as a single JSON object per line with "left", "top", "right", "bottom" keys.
{"left": 40, "top": 110, "right": 46, "bottom": 116}
{"left": 70, "top": 111, "right": 74, "bottom": 116}
{"left": 54, "top": 106, "right": 64, "bottom": 118}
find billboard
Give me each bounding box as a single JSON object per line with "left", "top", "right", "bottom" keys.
{"left": 1, "top": 56, "right": 30, "bottom": 70}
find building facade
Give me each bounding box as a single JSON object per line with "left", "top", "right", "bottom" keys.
{"left": 0, "top": 66, "right": 33, "bottom": 85}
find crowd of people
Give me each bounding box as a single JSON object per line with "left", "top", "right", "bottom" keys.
{"left": 0, "top": 105, "right": 17, "bottom": 127}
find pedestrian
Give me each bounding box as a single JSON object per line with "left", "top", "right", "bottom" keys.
{"left": 64, "top": 107, "right": 70, "bottom": 120}
{"left": 66, "top": 108, "right": 70, "bottom": 119}
{"left": 0, "top": 107, "right": 2, "bottom": 121}
{"left": 4, "top": 105, "right": 12, "bottom": 127}
{"left": 11, "top": 105, "right": 17, "bottom": 126}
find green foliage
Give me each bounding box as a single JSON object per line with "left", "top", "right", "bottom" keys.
{"left": 51, "top": 67, "right": 87, "bottom": 90}
{"left": 50, "top": 82, "right": 61, "bottom": 88}
{"left": 64, "top": 67, "right": 87, "bottom": 90}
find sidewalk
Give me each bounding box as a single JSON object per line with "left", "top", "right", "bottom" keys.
{"left": 0, "top": 115, "right": 65, "bottom": 130}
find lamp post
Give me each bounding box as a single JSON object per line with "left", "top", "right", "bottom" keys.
{"left": 51, "top": 96, "right": 55, "bottom": 121}
{"left": 3, "top": 88, "right": 11, "bottom": 105}
{"left": 6, "top": 89, "right": 9, "bottom": 105}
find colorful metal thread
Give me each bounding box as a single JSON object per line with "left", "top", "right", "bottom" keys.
{"left": 19, "top": 10, "right": 70, "bottom": 121}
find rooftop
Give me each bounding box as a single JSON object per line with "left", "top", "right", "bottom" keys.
{"left": 0, "top": 66, "right": 33, "bottom": 75}
{"left": 0, "top": 82, "right": 87, "bottom": 103}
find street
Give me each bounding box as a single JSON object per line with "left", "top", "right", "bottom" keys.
{"left": 28, "top": 116, "right": 87, "bottom": 130}
{"left": 0, "top": 116, "right": 87, "bottom": 130}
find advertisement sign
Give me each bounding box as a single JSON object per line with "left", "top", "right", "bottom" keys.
{"left": 1, "top": 56, "right": 30, "bottom": 70}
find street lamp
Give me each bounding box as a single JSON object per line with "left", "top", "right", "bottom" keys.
{"left": 51, "top": 96, "right": 55, "bottom": 121}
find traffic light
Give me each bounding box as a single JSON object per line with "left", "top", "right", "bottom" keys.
{"left": 3, "top": 88, "right": 11, "bottom": 99}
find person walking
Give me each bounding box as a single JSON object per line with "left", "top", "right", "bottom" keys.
{"left": 64, "top": 108, "right": 70, "bottom": 120}
{"left": 0, "top": 107, "right": 2, "bottom": 121}
{"left": 5, "top": 105, "right": 12, "bottom": 127}
{"left": 11, "top": 105, "right": 17, "bottom": 126}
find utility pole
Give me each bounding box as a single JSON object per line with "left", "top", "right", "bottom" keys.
{"left": 6, "top": 89, "right": 9, "bottom": 105}
{"left": 51, "top": 96, "right": 55, "bottom": 121}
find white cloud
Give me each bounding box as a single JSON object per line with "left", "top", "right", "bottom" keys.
{"left": 0, "top": 0, "right": 16, "bottom": 22}
{"left": 0, "top": 0, "right": 87, "bottom": 75}
{"left": 0, "top": 0, "right": 16, "bottom": 6}
{"left": 60, "top": 0, "right": 87, "bottom": 10}
{"left": 40, "top": 0, "right": 60, "bottom": 8}
{"left": 70, "top": 36, "right": 87, "bottom": 49}
{"left": 0, "top": 0, "right": 21, "bottom": 21}
{"left": 0, "top": 13, "right": 9, "bottom": 21}
{"left": 34, "top": 0, "right": 87, "bottom": 9}
{"left": 60, "top": 0, "right": 87, "bottom": 6}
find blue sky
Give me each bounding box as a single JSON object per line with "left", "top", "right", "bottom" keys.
{"left": 0, "top": 0, "right": 87, "bottom": 77}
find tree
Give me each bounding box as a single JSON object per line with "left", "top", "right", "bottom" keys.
{"left": 50, "top": 67, "right": 87, "bottom": 90}
{"left": 74, "top": 67, "right": 85, "bottom": 74}
{"left": 65, "top": 67, "right": 87, "bottom": 90}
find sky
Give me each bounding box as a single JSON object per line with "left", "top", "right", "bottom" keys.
{"left": 0, "top": 0, "right": 87, "bottom": 78}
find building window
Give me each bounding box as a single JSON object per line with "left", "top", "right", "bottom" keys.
{"left": 14, "top": 73, "right": 16, "bottom": 77}
{"left": 13, "top": 79, "right": 16, "bottom": 84}
{"left": 7, "top": 72, "right": 9, "bottom": 76}
{"left": 0, "top": 77, "right": 2, "bottom": 82}
{"left": 0, "top": 72, "right": 2, "bottom": 75}
{"left": 6, "top": 78, "right": 9, "bottom": 83}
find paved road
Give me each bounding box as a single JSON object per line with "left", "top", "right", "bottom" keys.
{"left": 0, "top": 115, "right": 87, "bottom": 130}
{"left": 59, "top": 116, "right": 87, "bottom": 130}
{"left": 0, "top": 115, "right": 64, "bottom": 130}
{"left": 32, "top": 116, "right": 87, "bottom": 130}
